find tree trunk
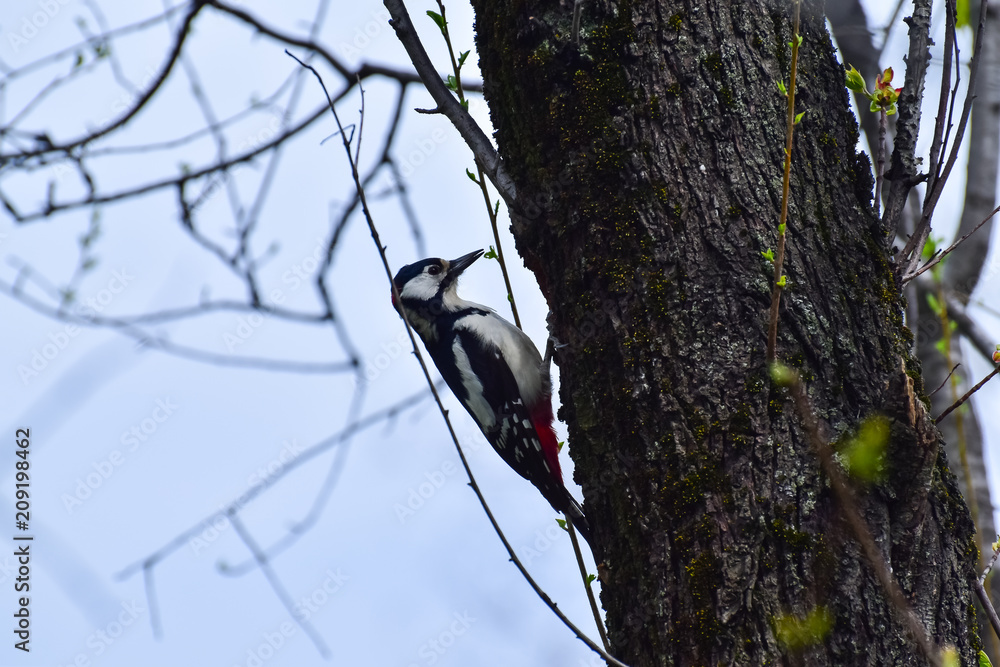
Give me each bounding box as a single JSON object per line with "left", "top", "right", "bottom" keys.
{"left": 470, "top": 1, "right": 981, "bottom": 665}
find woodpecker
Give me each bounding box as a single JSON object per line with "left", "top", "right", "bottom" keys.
{"left": 392, "top": 249, "right": 591, "bottom": 545}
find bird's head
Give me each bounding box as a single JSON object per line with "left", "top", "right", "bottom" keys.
{"left": 391, "top": 249, "right": 484, "bottom": 335}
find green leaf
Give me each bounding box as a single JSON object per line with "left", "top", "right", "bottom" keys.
{"left": 845, "top": 64, "right": 867, "bottom": 94}
{"left": 794, "top": 110, "right": 806, "bottom": 125}
{"left": 493, "top": 200, "right": 500, "bottom": 216}
{"left": 869, "top": 99, "right": 880, "bottom": 113}
{"left": 925, "top": 292, "right": 942, "bottom": 316}
{"left": 483, "top": 246, "right": 498, "bottom": 260}
{"left": 466, "top": 168, "right": 478, "bottom": 183}
{"left": 778, "top": 222, "right": 786, "bottom": 235}
{"left": 841, "top": 416, "right": 889, "bottom": 481}
{"left": 762, "top": 248, "right": 775, "bottom": 262}
{"left": 980, "top": 649, "right": 993, "bottom": 667}
{"left": 957, "top": 0, "right": 971, "bottom": 29}
{"left": 777, "top": 80, "right": 787, "bottom": 96}
{"left": 921, "top": 236, "right": 940, "bottom": 260}
{"left": 426, "top": 10, "right": 446, "bottom": 29}
{"left": 795, "top": 34, "right": 803, "bottom": 47}
{"left": 586, "top": 574, "right": 597, "bottom": 585}
{"left": 774, "top": 607, "right": 832, "bottom": 650}
{"left": 458, "top": 50, "right": 470, "bottom": 67}
{"left": 556, "top": 518, "right": 567, "bottom": 530}
{"left": 461, "top": 99, "right": 469, "bottom": 110}
{"left": 777, "top": 275, "right": 786, "bottom": 287}
{"left": 557, "top": 440, "right": 565, "bottom": 452}
{"left": 446, "top": 74, "right": 458, "bottom": 92}
{"left": 769, "top": 361, "right": 796, "bottom": 387}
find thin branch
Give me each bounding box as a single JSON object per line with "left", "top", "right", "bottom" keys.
{"left": 229, "top": 513, "right": 331, "bottom": 658}
{"left": 0, "top": 4, "right": 186, "bottom": 85}
{"left": 0, "top": 278, "right": 354, "bottom": 373}
{"left": 219, "top": 385, "right": 362, "bottom": 577}
{"left": 142, "top": 564, "right": 162, "bottom": 640}
{"left": 383, "top": 0, "right": 518, "bottom": 209}
{"left": 567, "top": 517, "right": 610, "bottom": 651}
{"left": 288, "top": 51, "right": 629, "bottom": 667}
{"left": 929, "top": 364, "right": 961, "bottom": 397}
{"left": 883, "top": 0, "right": 932, "bottom": 244}
{"left": 784, "top": 371, "right": 940, "bottom": 666}
{"left": 900, "top": 0, "right": 990, "bottom": 274}
{"left": 975, "top": 581, "right": 1000, "bottom": 642}
{"left": 934, "top": 367, "right": 1000, "bottom": 424}
{"left": 766, "top": 1, "right": 801, "bottom": 361}
{"left": 981, "top": 543, "right": 1000, "bottom": 586}
{"left": 116, "top": 387, "right": 436, "bottom": 583}
{"left": 428, "top": 1, "right": 523, "bottom": 335}
{"left": 904, "top": 204, "right": 1000, "bottom": 282}
{"left": 0, "top": 1, "right": 205, "bottom": 164}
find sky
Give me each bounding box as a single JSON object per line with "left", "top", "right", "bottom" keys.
{"left": 0, "top": 1, "right": 995, "bottom": 667}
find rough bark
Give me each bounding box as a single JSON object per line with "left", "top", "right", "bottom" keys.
{"left": 469, "top": 1, "right": 980, "bottom": 665}
{"left": 830, "top": 1, "right": 1000, "bottom": 660}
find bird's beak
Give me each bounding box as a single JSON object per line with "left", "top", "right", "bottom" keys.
{"left": 448, "top": 249, "right": 484, "bottom": 277}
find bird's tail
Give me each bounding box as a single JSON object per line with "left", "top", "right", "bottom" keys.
{"left": 563, "top": 493, "right": 592, "bottom": 547}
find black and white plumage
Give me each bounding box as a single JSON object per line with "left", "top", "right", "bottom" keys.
{"left": 392, "top": 249, "right": 591, "bottom": 544}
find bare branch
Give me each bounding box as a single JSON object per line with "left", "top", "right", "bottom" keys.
{"left": 883, "top": 0, "right": 932, "bottom": 244}
{"left": 784, "top": 371, "right": 940, "bottom": 666}
{"left": 900, "top": 0, "right": 990, "bottom": 273}
{"left": 115, "top": 388, "right": 435, "bottom": 582}
{"left": 0, "top": 1, "right": 206, "bottom": 164}
{"left": 0, "top": 278, "right": 354, "bottom": 373}
{"left": 383, "top": 0, "right": 518, "bottom": 209}
{"left": 905, "top": 204, "right": 1000, "bottom": 282}
{"left": 929, "top": 363, "right": 961, "bottom": 398}
{"left": 935, "top": 367, "right": 1000, "bottom": 425}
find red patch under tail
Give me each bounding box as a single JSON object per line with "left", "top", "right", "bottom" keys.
{"left": 529, "top": 401, "right": 562, "bottom": 482}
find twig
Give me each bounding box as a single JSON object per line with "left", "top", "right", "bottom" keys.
{"left": 975, "top": 533, "right": 1000, "bottom": 649}
{"left": 766, "top": 1, "right": 801, "bottom": 361}
{"left": 567, "top": 517, "right": 610, "bottom": 651}
{"left": 934, "top": 367, "right": 1000, "bottom": 424}
{"left": 875, "top": 108, "right": 887, "bottom": 217}
{"left": 904, "top": 204, "right": 1000, "bottom": 282}
{"left": 899, "top": 0, "right": 990, "bottom": 276}
{"left": 928, "top": 364, "right": 961, "bottom": 397}
{"left": 288, "top": 50, "right": 630, "bottom": 667}
{"left": 383, "top": 0, "right": 518, "bottom": 209}
{"left": 229, "top": 513, "right": 331, "bottom": 658}
{"left": 975, "top": 581, "right": 1000, "bottom": 643}
{"left": 882, "top": 0, "right": 932, "bottom": 245}
{"left": 142, "top": 564, "right": 162, "bottom": 640}
{"left": 0, "top": 1, "right": 204, "bottom": 163}
{"left": 219, "top": 389, "right": 360, "bottom": 577}
{"left": 784, "top": 370, "right": 940, "bottom": 666}
{"left": 428, "top": 2, "right": 523, "bottom": 343}
{"left": 116, "top": 388, "right": 435, "bottom": 580}
{"left": 0, "top": 278, "right": 354, "bottom": 373}
{"left": 980, "top": 543, "right": 1000, "bottom": 585}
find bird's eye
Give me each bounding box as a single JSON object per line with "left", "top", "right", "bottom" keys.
{"left": 428, "top": 265, "right": 441, "bottom": 276}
